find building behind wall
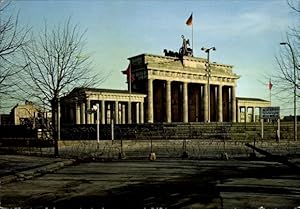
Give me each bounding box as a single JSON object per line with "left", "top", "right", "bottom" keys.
{"left": 129, "top": 53, "right": 240, "bottom": 123}
{"left": 61, "top": 53, "right": 271, "bottom": 125}
{"left": 60, "top": 88, "right": 146, "bottom": 125}
{"left": 10, "top": 100, "right": 41, "bottom": 127}
{"left": 237, "top": 97, "right": 270, "bottom": 122}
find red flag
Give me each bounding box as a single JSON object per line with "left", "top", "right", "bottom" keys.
{"left": 269, "top": 79, "right": 273, "bottom": 90}
{"left": 122, "top": 64, "right": 134, "bottom": 81}
{"left": 186, "top": 13, "right": 193, "bottom": 26}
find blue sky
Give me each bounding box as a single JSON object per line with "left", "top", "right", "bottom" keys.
{"left": 8, "top": 0, "right": 298, "bottom": 115}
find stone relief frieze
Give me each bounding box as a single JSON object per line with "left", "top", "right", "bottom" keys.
{"left": 150, "top": 68, "right": 237, "bottom": 85}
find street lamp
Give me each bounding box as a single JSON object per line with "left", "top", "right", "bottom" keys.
{"left": 91, "top": 104, "right": 100, "bottom": 144}
{"left": 201, "top": 46, "right": 216, "bottom": 122}
{"left": 280, "top": 42, "right": 297, "bottom": 141}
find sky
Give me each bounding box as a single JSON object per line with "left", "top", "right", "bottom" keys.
{"left": 6, "top": 0, "right": 299, "bottom": 115}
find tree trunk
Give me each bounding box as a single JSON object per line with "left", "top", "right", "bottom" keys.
{"left": 51, "top": 98, "right": 59, "bottom": 156}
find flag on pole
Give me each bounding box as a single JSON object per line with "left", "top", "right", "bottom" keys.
{"left": 122, "top": 64, "right": 134, "bottom": 81}
{"left": 269, "top": 79, "right": 273, "bottom": 90}
{"left": 186, "top": 13, "right": 193, "bottom": 26}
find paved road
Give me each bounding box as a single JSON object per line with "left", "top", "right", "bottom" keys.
{"left": 0, "top": 155, "right": 66, "bottom": 177}
{"left": 1, "top": 159, "right": 299, "bottom": 209}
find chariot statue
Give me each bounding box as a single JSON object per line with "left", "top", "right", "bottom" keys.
{"left": 179, "top": 35, "right": 193, "bottom": 57}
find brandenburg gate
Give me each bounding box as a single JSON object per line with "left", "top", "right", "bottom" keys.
{"left": 129, "top": 53, "right": 240, "bottom": 123}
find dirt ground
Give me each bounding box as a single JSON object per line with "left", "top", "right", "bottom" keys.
{"left": 0, "top": 159, "right": 299, "bottom": 209}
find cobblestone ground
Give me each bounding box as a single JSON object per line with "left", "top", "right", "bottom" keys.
{"left": 0, "top": 159, "right": 299, "bottom": 209}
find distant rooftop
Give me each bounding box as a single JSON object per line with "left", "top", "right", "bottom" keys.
{"left": 70, "top": 87, "right": 144, "bottom": 95}
{"left": 236, "top": 97, "right": 269, "bottom": 102}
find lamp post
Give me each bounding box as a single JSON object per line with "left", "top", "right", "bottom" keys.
{"left": 280, "top": 42, "right": 297, "bottom": 141}
{"left": 201, "top": 46, "right": 216, "bottom": 123}
{"left": 92, "top": 104, "right": 100, "bottom": 144}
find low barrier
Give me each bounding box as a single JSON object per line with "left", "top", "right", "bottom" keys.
{"left": 1, "top": 122, "right": 299, "bottom": 159}
{"left": 60, "top": 122, "right": 296, "bottom": 141}
{"left": 55, "top": 139, "right": 300, "bottom": 159}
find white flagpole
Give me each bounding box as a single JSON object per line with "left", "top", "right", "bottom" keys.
{"left": 192, "top": 13, "right": 194, "bottom": 56}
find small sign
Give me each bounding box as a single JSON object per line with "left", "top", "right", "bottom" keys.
{"left": 261, "top": 107, "right": 280, "bottom": 119}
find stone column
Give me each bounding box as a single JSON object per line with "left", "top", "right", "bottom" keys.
{"left": 90, "top": 105, "right": 94, "bottom": 124}
{"left": 252, "top": 107, "right": 256, "bottom": 122}
{"left": 218, "top": 85, "right": 223, "bottom": 122}
{"left": 195, "top": 89, "right": 199, "bottom": 122}
{"left": 166, "top": 80, "right": 171, "bottom": 123}
{"left": 80, "top": 103, "right": 86, "bottom": 124}
{"left": 147, "top": 79, "right": 153, "bottom": 123}
{"left": 204, "top": 84, "right": 208, "bottom": 122}
{"left": 86, "top": 99, "right": 91, "bottom": 124}
{"left": 140, "top": 102, "right": 144, "bottom": 124}
{"left": 101, "top": 100, "right": 105, "bottom": 124}
{"left": 75, "top": 103, "right": 80, "bottom": 124}
{"left": 128, "top": 99, "right": 132, "bottom": 124}
{"left": 136, "top": 102, "right": 140, "bottom": 123}
{"left": 183, "top": 82, "right": 188, "bottom": 122}
{"left": 115, "top": 101, "right": 119, "bottom": 124}
{"left": 231, "top": 86, "right": 237, "bottom": 122}
{"left": 245, "top": 106, "right": 248, "bottom": 123}
{"left": 259, "top": 107, "right": 262, "bottom": 120}
{"left": 237, "top": 105, "right": 241, "bottom": 122}
{"left": 122, "top": 104, "right": 126, "bottom": 124}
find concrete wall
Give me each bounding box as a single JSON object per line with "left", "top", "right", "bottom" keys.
{"left": 61, "top": 122, "right": 298, "bottom": 141}
{"left": 56, "top": 122, "right": 300, "bottom": 159}
{"left": 57, "top": 139, "right": 300, "bottom": 159}
{"left": 2, "top": 122, "right": 299, "bottom": 159}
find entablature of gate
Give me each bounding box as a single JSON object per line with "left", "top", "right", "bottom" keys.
{"left": 63, "top": 87, "right": 146, "bottom": 104}
{"left": 129, "top": 53, "right": 240, "bottom": 86}
{"left": 86, "top": 92, "right": 146, "bottom": 103}
{"left": 148, "top": 67, "right": 238, "bottom": 85}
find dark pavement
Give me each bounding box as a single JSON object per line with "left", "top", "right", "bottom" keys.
{"left": 0, "top": 154, "right": 299, "bottom": 209}
{"left": 0, "top": 154, "right": 76, "bottom": 185}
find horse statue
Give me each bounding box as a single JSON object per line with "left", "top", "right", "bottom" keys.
{"left": 179, "top": 35, "right": 193, "bottom": 57}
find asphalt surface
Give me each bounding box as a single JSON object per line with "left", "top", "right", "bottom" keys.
{"left": 0, "top": 154, "right": 300, "bottom": 209}
{"left": 0, "top": 155, "right": 67, "bottom": 177}
{"left": 0, "top": 154, "right": 76, "bottom": 185}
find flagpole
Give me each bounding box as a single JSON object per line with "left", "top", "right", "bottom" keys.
{"left": 269, "top": 79, "right": 272, "bottom": 106}
{"left": 270, "top": 87, "right": 272, "bottom": 106}
{"left": 186, "top": 13, "right": 193, "bottom": 56}
{"left": 192, "top": 13, "right": 194, "bottom": 56}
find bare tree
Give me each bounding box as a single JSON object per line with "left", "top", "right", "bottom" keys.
{"left": 0, "top": 1, "right": 29, "bottom": 111}
{"left": 273, "top": 1, "right": 300, "bottom": 110}
{"left": 288, "top": 0, "right": 300, "bottom": 12}
{"left": 21, "top": 18, "right": 100, "bottom": 156}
